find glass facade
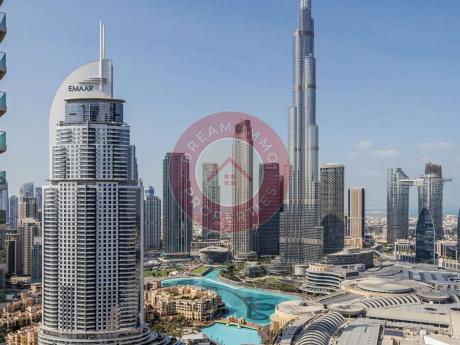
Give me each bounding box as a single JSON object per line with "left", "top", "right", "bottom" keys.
{"left": 387, "top": 168, "right": 410, "bottom": 243}
{"left": 416, "top": 208, "right": 436, "bottom": 264}
{"left": 320, "top": 164, "right": 345, "bottom": 254}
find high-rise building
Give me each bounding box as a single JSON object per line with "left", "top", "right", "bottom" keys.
{"left": 9, "top": 195, "right": 18, "bottom": 230}
{"left": 347, "top": 187, "right": 365, "bottom": 249}
{"left": 417, "top": 162, "right": 450, "bottom": 241}
{"left": 0, "top": 171, "right": 7, "bottom": 225}
{"left": 416, "top": 208, "right": 436, "bottom": 264}
{"left": 39, "top": 23, "right": 155, "bottom": 345}
{"left": 163, "top": 152, "right": 192, "bottom": 256}
{"left": 19, "top": 195, "right": 38, "bottom": 220}
{"left": 387, "top": 168, "right": 410, "bottom": 243}
{"left": 0, "top": 7, "right": 7, "bottom": 302}
{"left": 20, "top": 182, "right": 34, "bottom": 198}
{"left": 280, "top": 0, "right": 323, "bottom": 264}
{"left": 457, "top": 209, "right": 460, "bottom": 263}
{"left": 320, "top": 164, "right": 345, "bottom": 254}
{"left": 31, "top": 236, "right": 42, "bottom": 283}
{"left": 18, "top": 218, "right": 40, "bottom": 276}
{"left": 35, "top": 187, "right": 43, "bottom": 220}
{"left": 202, "top": 163, "right": 220, "bottom": 241}
{"left": 144, "top": 186, "right": 161, "bottom": 251}
{"left": 5, "top": 233, "right": 19, "bottom": 275}
{"left": 232, "top": 120, "right": 256, "bottom": 261}
{"left": 257, "top": 163, "right": 282, "bottom": 257}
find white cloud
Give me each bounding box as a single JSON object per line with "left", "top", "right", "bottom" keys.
{"left": 421, "top": 142, "right": 451, "bottom": 151}
{"left": 356, "top": 140, "right": 373, "bottom": 150}
{"left": 374, "top": 149, "right": 400, "bottom": 158}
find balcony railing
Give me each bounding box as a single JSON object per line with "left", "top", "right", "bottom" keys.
{"left": 0, "top": 131, "right": 6, "bottom": 154}
{"left": 0, "top": 52, "right": 6, "bottom": 80}
{"left": 0, "top": 13, "right": 6, "bottom": 43}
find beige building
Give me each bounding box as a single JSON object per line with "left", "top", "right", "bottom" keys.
{"left": 146, "top": 286, "right": 222, "bottom": 322}
{"left": 346, "top": 187, "right": 365, "bottom": 248}
{"left": 5, "top": 325, "right": 39, "bottom": 345}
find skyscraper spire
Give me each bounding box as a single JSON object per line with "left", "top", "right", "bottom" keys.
{"left": 280, "top": 0, "right": 322, "bottom": 264}
{"left": 99, "top": 20, "right": 105, "bottom": 61}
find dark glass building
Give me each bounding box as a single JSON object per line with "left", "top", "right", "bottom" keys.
{"left": 416, "top": 208, "right": 436, "bottom": 264}
{"left": 257, "top": 163, "right": 283, "bottom": 257}
{"left": 320, "top": 164, "right": 345, "bottom": 254}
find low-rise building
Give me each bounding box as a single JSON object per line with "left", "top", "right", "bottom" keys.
{"left": 146, "top": 286, "right": 222, "bottom": 322}
{"left": 5, "top": 325, "right": 39, "bottom": 345}
{"left": 301, "top": 264, "right": 360, "bottom": 295}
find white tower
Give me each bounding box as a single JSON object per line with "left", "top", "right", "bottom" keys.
{"left": 39, "top": 24, "right": 172, "bottom": 345}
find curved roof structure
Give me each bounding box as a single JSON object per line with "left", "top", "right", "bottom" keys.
{"left": 356, "top": 278, "right": 413, "bottom": 294}
{"left": 295, "top": 312, "right": 344, "bottom": 345}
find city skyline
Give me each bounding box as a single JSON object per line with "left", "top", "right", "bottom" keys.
{"left": 1, "top": 0, "right": 459, "bottom": 213}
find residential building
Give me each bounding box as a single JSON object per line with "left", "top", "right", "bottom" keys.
{"left": 387, "top": 168, "right": 410, "bottom": 243}
{"left": 146, "top": 286, "right": 222, "bottom": 322}
{"left": 163, "top": 152, "right": 192, "bottom": 256}
{"left": 417, "top": 162, "right": 451, "bottom": 241}
{"left": 346, "top": 187, "right": 365, "bottom": 248}
{"left": 320, "top": 164, "right": 345, "bottom": 254}
{"left": 258, "top": 163, "right": 282, "bottom": 257}
{"left": 9, "top": 195, "right": 17, "bottom": 230}
{"left": 232, "top": 120, "right": 255, "bottom": 260}
{"left": 31, "top": 236, "right": 42, "bottom": 283}
{"left": 201, "top": 163, "right": 220, "bottom": 241}
{"left": 144, "top": 186, "right": 161, "bottom": 251}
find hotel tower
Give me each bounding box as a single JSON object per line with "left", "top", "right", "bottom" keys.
{"left": 39, "top": 24, "right": 164, "bottom": 345}
{"left": 280, "top": 0, "right": 323, "bottom": 263}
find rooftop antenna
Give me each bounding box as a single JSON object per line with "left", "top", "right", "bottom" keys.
{"left": 99, "top": 20, "right": 105, "bottom": 87}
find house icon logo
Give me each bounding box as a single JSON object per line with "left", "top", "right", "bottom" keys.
{"left": 170, "top": 111, "right": 289, "bottom": 233}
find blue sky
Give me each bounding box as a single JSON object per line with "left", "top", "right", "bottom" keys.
{"left": 1, "top": 0, "right": 459, "bottom": 213}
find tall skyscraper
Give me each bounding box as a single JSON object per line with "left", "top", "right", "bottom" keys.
{"left": 347, "top": 187, "right": 365, "bottom": 249}
{"left": 144, "top": 186, "right": 161, "bottom": 251}
{"left": 40, "top": 24, "right": 155, "bottom": 344}
{"left": 320, "top": 164, "right": 344, "bottom": 254}
{"left": 18, "top": 218, "right": 40, "bottom": 276}
{"left": 19, "top": 195, "right": 38, "bottom": 220}
{"left": 232, "top": 120, "right": 256, "bottom": 261}
{"left": 163, "top": 152, "right": 192, "bottom": 256}
{"left": 202, "top": 163, "right": 220, "bottom": 241}
{"left": 20, "top": 182, "right": 34, "bottom": 198}
{"left": 387, "top": 168, "right": 410, "bottom": 243}
{"left": 280, "top": 0, "right": 323, "bottom": 263}
{"left": 457, "top": 209, "right": 460, "bottom": 263}
{"left": 35, "top": 186, "right": 43, "bottom": 220}
{"left": 258, "top": 163, "right": 282, "bottom": 257}
{"left": 417, "top": 162, "right": 450, "bottom": 241}
{"left": 9, "top": 195, "right": 18, "bottom": 230}
{"left": 0, "top": 171, "right": 7, "bottom": 225}
{"left": 416, "top": 208, "right": 436, "bottom": 264}
{"left": 5, "top": 233, "right": 19, "bottom": 276}
{"left": 31, "top": 236, "right": 42, "bottom": 283}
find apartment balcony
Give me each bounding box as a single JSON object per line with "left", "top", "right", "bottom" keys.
{"left": 0, "top": 52, "right": 5, "bottom": 80}
{"left": 0, "top": 13, "right": 6, "bottom": 43}
{"left": 0, "top": 131, "right": 5, "bottom": 154}
{"left": 0, "top": 91, "right": 6, "bottom": 117}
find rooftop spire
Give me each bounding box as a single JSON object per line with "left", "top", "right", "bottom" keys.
{"left": 99, "top": 20, "right": 105, "bottom": 61}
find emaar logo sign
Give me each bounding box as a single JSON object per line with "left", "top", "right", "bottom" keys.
{"left": 68, "top": 85, "right": 94, "bottom": 92}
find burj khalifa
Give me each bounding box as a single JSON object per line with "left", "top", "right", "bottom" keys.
{"left": 280, "top": 0, "right": 323, "bottom": 263}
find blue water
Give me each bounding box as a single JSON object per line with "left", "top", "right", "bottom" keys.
{"left": 163, "top": 269, "right": 298, "bottom": 345}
